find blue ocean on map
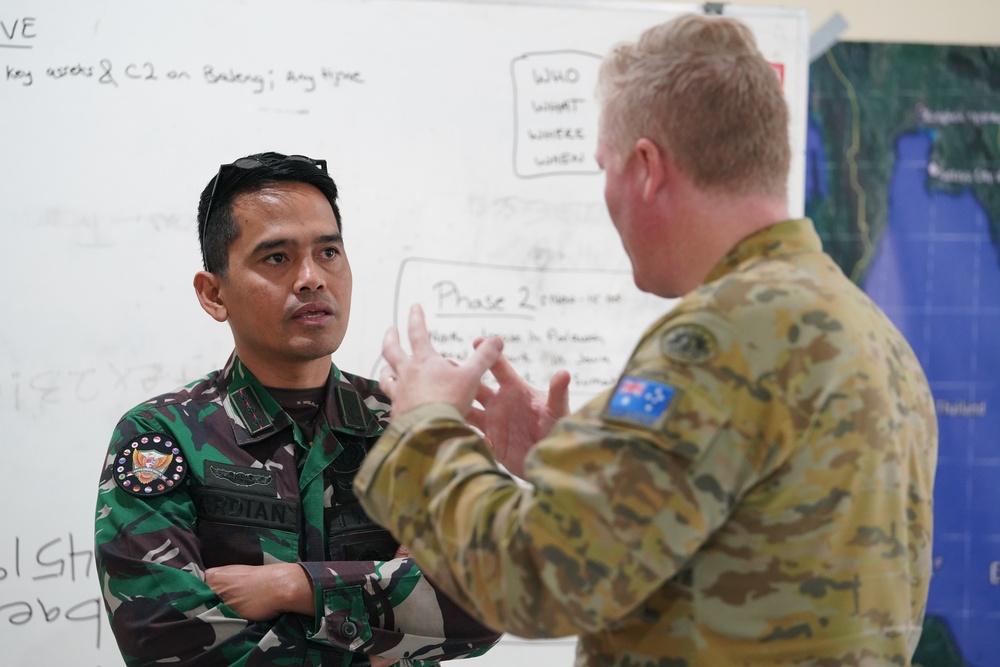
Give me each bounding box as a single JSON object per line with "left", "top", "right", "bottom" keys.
{"left": 808, "top": 124, "right": 1000, "bottom": 663}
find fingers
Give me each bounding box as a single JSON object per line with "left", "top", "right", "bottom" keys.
{"left": 474, "top": 380, "right": 494, "bottom": 407}
{"left": 378, "top": 365, "right": 398, "bottom": 397}
{"left": 384, "top": 304, "right": 434, "bottom": 367}
{"left": 381, "top": 326, "right": 405, "bottom": 368}
{"left": 548, "top": 369, "right": 572, "bottom": 419}
{"left": 406, "top": 304, "right": 434, "bottom": 355}
{"left": 379, "top": 327, "right": 404, "bottom": 398}
{"left": 466, "top": 336, "right": 503, "bottom": 378}
{"left": 473, "top": 336, "right": 520, "bottom": 383}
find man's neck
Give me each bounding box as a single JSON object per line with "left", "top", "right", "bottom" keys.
{"left": 674, "top": 187, "right": 790, "bottom": 292}
{"left": 267, "top": 384, "right": 328, "bottom": 435}
{"left": 236, "top": 353, "right": 332, "bottom": 389}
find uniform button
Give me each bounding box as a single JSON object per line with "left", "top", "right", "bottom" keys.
{"left": 340, "top": 620, "right": 358, "bottom": 639}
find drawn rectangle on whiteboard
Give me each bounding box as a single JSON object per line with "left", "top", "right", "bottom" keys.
{"left": 393, "top": 258, "right": 674, "bottom": 400}
{"left": 511, "top": 50, "right": 603, "bottom": 178}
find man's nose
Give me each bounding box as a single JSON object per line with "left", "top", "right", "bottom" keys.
{"left": 294, "top": 257, "right": 326, "bottom": 292}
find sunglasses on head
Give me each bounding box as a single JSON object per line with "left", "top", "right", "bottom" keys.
{"left": 200, "top": 154, "right": 329, "bottom": 262}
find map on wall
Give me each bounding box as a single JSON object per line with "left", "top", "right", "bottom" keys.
{"left": 807, "top": 42, "right": 1000, "bottom": 666}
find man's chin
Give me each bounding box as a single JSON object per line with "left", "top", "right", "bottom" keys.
{"left": 288, "top": 336, "right": 343, "bottom": 362}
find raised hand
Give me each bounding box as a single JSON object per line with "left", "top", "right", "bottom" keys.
{"left": 467, "top": 340, "right": 571, "bottom": 478}
{"left": 380, "top": 304, "right": 504, "bottom": 416}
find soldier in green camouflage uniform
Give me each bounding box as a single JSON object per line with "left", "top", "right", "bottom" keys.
{"left": 353, "top": 15, "right": 938, "bottom": 667}
{"left": 95, "top": 153, "right": 500, "bottom": 667}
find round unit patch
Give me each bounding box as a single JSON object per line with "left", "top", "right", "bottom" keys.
{"left": 661, "top": 323, "right": 718, "bottom": 364}
{"left": 114, "top": 432, "right": 188, "bottom": 497}
{"left": 330, "top": 437, "right": 367, "bottom": 474}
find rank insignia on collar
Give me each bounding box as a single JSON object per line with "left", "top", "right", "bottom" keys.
{"left": 661, "top": 323, "right": 718, "bottom": 364}
{"left": 113, "top": 432, "right": 188, "bottom": 497}
{"left": 231, "top": 385, "right": 275, "bottom": 436}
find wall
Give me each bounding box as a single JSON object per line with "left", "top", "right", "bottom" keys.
{"left": 706, "top": 0, "right": 1000, "bottom": 45}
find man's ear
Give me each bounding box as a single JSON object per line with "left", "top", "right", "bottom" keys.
{"left": 634, "top": 137, "right": 668, "bottom": 202}
{"left": 193, "top": 271, "right": 228, "bottom": 323}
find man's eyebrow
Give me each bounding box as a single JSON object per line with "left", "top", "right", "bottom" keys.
{"left": 252, "top": 233, "right": 343, "bottom": 255}
{"left": 252, "top": 238, "right": 291, "bottom": 254}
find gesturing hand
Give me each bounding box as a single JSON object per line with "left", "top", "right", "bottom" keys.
{"left": 467, "top": 340, "right": 571, "bottom": 478}
{"left": 379, "top": 304, "right": 504, "bottom": 416}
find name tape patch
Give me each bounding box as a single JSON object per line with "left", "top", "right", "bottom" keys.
{"left": 193, "top": 487, "right": 299, "bottom": 532}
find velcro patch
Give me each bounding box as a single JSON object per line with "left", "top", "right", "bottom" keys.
{"left": 193, "top": 487, "right": 299, "bottom": 532}
{"left": 231, "top": 386, "right": 274, "bottom": 435}
{"left": 204, "top": 461, "right": 277, "bottom": 497}
{"left": 604, "top": 375, "right": 677, "bottom": 427}
{"left": 337, "top": 386, "right": 367, "bottom": 430}
{"left": 661, "top": 323, "right": 717, "bottom": 364}
{"left": 113, "top": 432, "right": 188, "bottom": 497}
{"left": 330, "top": 436, "right": 367, "bottom": 474}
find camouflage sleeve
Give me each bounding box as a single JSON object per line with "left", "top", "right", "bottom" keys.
{"left": 95, "top": 416, "right": 267, "bottom": 666}
{"left": 299, "top": 558, "right": 501, "bottom": 663}
{"left": 354, "top": 377, "right": 751, "bottom": 639}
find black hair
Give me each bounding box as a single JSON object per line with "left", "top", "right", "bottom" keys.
{"left": 196, "top": 151, "right": 341, "bottom": 275}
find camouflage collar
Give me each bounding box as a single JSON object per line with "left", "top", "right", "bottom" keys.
{"left": 703, "top": 218, "right": 822, "bottom": 286}
{"left": 219, "top": 353, "right": 386, "bottom": 446}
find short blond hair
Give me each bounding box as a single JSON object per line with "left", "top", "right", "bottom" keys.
{"left": 597, "top": 13, "right": 790, "bottom": 197}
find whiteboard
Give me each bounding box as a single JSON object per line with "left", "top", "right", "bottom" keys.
{"left": 0, "top": 1, "right": 807, "bottom": 664}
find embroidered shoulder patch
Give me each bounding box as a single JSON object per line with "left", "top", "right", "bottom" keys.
{"left": 113, "top": 432, "right": 188, "bottom": 497}
{"left": 660, "top": 323, "right": 718, "bottom": 364}
{"left": 604, "top": 375, "right": 677, "bottom": 427}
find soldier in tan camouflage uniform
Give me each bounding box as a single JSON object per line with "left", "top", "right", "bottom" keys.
{"left": 354, "top": 14, "right": 938, "bottom": 667}
{"left": 95, "top": 152, "right": 500, "bottom": 666}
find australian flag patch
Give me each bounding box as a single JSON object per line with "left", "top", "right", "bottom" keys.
{"left": 605, "top": 375, "right": 677, "bottom": 427}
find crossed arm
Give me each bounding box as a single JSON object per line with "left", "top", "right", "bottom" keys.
{"left": 205, "top": 548, "right": 411, "bottom": 667}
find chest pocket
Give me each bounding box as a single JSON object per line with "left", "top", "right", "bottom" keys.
{"left": 193, "top": 461, "right": 301, "bottom": 568}
{"left": 327, "top": 499, "right": 400, "bottom": 561}
{"left": 326, "top": 434, "right": 399, "bottom": 561}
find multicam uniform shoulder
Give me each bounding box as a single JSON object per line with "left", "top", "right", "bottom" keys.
{"left": 580, "top": 243, "right": 935, "bottom": 664}
{"left": 599, "top": 306, "right": 736, "bottom": 440}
